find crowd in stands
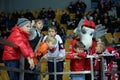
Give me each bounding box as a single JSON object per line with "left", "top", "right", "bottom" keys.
{"left": 0, "top": 0, "right": 120, "bottom": 59}
{"left": 0, "top": 0, "right": 120, "bottom": 38}
{"left": 0, "top": 0, "right": 120, "bottom": 80}
{"left": 0, "top": 1, "right": 120, "bottom": 58}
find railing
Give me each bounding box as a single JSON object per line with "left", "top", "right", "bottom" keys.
{"left": 0, "top": 55, "right": 120, "bottom": 80}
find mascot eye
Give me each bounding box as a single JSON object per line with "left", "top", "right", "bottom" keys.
{"left": 81, "top": 30, "right": 86, "bottom": 34}
{"left": 90, "top": 33, "right": 93, "bottom": 36}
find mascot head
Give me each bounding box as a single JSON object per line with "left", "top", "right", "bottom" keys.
{"left": 74, "top": 17, "right": 107, "bottom": 50}
{"left": 74, "top": 18, "right": 96, "bottom": 50}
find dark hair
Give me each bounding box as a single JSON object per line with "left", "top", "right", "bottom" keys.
{"left": 33, "top": 19, "right": 43, "bottom": 28}
{"left": 99, "top": 36, "right": 108, "bottom": 46}
{"left": 74, "top": 41, "right": 85, "bottom": 49}
{"left": 48, "top": 26, "right": 57, "bottom": 32}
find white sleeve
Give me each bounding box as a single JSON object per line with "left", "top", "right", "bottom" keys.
{"left": 59, "top": 49, "right": 66, "bottom": 57}
{"left": 42, "top": 35, "right": 47, "bottom": 42}
{"left": 57, "top": 35, "right": 66, "bottom": 57}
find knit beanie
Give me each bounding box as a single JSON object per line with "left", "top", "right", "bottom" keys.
{"left": 16, "top": 18, "right": 31, "bottom": 27}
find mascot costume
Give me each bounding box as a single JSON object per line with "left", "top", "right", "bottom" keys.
{"left": 73, "top": 17, "right": 108, "bottom": 80}
{"left": 74, "top": 17, "right": 119, "bottom": 80}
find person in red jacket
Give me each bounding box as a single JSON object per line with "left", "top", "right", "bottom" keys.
{"left": 2, "top": 18, "right": 35, "bottom": 80}
{"left": 66, "top": 41, "right": 87, "bottom": 80}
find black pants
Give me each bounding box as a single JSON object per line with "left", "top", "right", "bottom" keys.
{"left": 48, "top": 61, "right": 64, "bottom": 80}
{"left": 24, "top": 59, "right": 38, "bottom": 80}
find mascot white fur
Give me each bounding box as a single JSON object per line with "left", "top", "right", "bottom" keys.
{"left": 74, "top": 17, "right": 107, "bottom": 54}
{"left": 73, "top": 17, "right": 107, "bottom": 80}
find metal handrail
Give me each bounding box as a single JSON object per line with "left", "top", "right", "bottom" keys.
{"left": 0, "top": 55, "right": 120, "bottom": 80}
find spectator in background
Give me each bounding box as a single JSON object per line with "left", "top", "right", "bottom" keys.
{"left": 108, "top": 6, "right": 117, "bottom": 21}
{"left": 60, "top": 11, "right": 70, "bottom": 24}
{"left": 74, "top": 0, "right": 87, "bottom": 13}
{"left": 43, "top": 17, "right": 50, "bottom": 31}
{"left": 58, "top": 27, "right": 67, "bottom": 46}
{"left": 116, "top": 1, "right": 120, "bottom": 18}
{"left": 2, "top": 18, "right": 35, "bottom": 80}
{"left": 51, "top": 18, "right": 61, "bottom": 30}
{"left": 67, "top": 16, "right": 76, "bottom": 29}
{"left": 102, "top": 18, "right": 112, "bottom": 33}
{"left": 67, "top": 1, "right": 75, "bottom": 13}
{"left": 114, "top": 17, "right": 120, "bottom": 32}
{"left": 48, "top": 8, "right": 56, "bottom": 20}
{"left": 75, "top": 11, "right": 83, "bottom": 27}
{"left": 24, "top": 9, "right": 35, "bottom": 20}
{"left": 38, "top": 8, "right": 48, "bottom": 19}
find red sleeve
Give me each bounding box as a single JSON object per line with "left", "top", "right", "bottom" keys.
{"left": 90, "top": 40, "right": 97, "bottom": 55}
{"left": 77, "top": 52, "right": 87, "bottom": 58}
{"left": 11, "top": 31, "right": 34, "bottom": 58}
{"left": 18, "top": 40, "right": 34, "bottom": 58}
{"left": 66, "top": 53, "right": 75, "bottom": 59}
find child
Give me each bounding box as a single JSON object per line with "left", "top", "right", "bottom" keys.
{"left": 29, "top": 19, "right": 44, "bottom": 52}
{"left": 34, "top": 35, "right": 57, "bottom": 65}
{"left": 42, "top": 26, "right": 65, "bottom": 80}
{"left": 24, "top": 19, "right": 44, "bottom": 80}
{"left": 95, "top": 36, "right": 119, "bottom": 80}
{"left": 2, "top": 18, "right": 35, "bottom": 80}
{"left": 66, "top": 41, "right": 87, "bottom": 80}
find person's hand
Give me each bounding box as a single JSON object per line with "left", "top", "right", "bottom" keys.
{"left": 74, "top": 56, "right": 82, "bottom": 60}
{"left": 73, "top": 53, "right": 78, "bottom": 56}
{"left": 29, "top": 58, "right": 35, "bottom": 70}
{"left": 41, "top": 55, "right": 48, "bottom": 61}
{"left": 27, "top": 57, "right": 35, "bottom": 70}
{"left": 100, "top": 53, "right": 106, "bottom": 56}
{"left": 57, "top": 56, "right": 63, "bottom": 60}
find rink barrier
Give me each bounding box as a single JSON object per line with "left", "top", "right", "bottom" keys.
{"left": 0, "top": 55, "right": 120, "bottom": 80}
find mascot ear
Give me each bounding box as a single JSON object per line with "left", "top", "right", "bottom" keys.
{"left": 74, "top": 18, "right": 85, "bottom": 34}
{"left": 93, "top": 24, "right": 108, "bottom": 40}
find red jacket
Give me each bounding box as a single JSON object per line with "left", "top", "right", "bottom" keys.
{"left": 66, "top": 52, "right": 87, "bottom": 71}
{"left": 69, "top": 39, "right": 97, "bottom": 70}
{"left": 69, "top": 38, "right": 80, "bottom": 53}
{"left": 2, "top": 26, "right": 34, "bottom": 60}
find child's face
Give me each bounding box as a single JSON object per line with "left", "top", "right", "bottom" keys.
{"left": 20, "top": 23, "right": 31, "bottom": 34}
{"left": 35, "top": 21, "right": 43, "bottom": 30}
{"left": 47, "top": 42, "right": 56, "bottom": 49}
{"left": 48, "top": 28, "right": 57, "bottom": 37}
{"left": 75, "top": 47, "right": 84, "bottom": 53}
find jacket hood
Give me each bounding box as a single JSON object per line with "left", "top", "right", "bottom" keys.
{"left": 12, "top": 26, "right": 30, "bottom": 39}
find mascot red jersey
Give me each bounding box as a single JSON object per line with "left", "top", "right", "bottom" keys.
{"left": 73, "top": 17, "right": 107, "bottom": 70}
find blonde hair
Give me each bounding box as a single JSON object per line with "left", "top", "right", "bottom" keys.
{"left": 45, "top": 35, "right": 57, "bottom": 44}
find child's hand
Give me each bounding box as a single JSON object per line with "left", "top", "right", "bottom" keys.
{"left": 74, "top": 56, "right": 82, "bottom": 60}
{"left": 57, "top": 56, "right": 63, "bottom": 60}
{"left": 27, "top": 57, "right": 35, "bottom": 70}
{"left": 100, "top": 53, "right": 105, "bottom": 56}
{"left": 41, "top": 55, "right": 48, "bottom": 61}
{"left": 29, "top": 58, "right": 35, "bottom": 70}
{"left": 73, "top": 53, "right": 78, "bottom": 56}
